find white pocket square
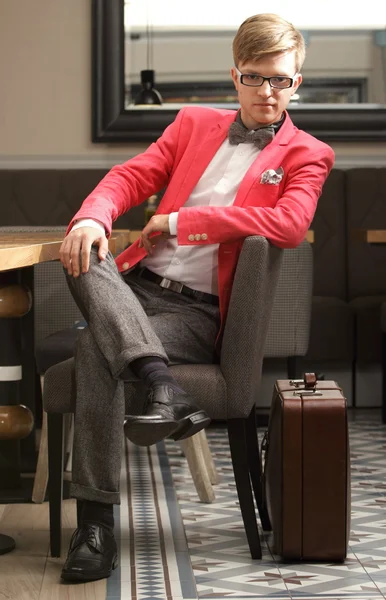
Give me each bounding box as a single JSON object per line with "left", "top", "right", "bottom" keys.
{"left": 260, "top": 167, "right": 284, "bottom": 185}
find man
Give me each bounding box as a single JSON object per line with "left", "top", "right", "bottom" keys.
{"left": 59, "top": 13, "right": 334, "bottom": 582}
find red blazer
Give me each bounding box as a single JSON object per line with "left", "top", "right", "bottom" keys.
{"left": 69, "top": 106, "right": 334, "bottom": 335}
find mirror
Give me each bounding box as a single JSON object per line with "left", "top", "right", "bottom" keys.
{"left": 92, "top": 0, "right": 386, "bottom": 143}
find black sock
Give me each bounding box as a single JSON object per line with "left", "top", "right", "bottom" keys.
{"left": 76, "top": 499, "right": 83, "bottom": 526}
{"left": 130, "top": 356, "right": 184, "bottom": 393}
{"left": 81, "top": 500, "right": 114, "bottom": 531}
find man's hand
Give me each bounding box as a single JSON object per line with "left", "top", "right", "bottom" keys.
{"left": 59, "top": 226, "right": 109, "bottom": 277}
{"left": 139, "top": 214, "right": 170, "bottom": 255}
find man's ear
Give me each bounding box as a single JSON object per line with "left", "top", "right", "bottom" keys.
{"left": 292, "top": 73, "right": 303, "bottom": 95}
{"left": 230, "top": 67, "right": 238, "bottom": 90}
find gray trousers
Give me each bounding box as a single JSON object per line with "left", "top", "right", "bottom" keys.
{"left": 66, "top": 249, "right": 220, "bottom": 504}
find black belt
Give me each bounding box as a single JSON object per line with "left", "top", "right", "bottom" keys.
{"left": 133, "top": 266, "right": 219, "bottom": 306}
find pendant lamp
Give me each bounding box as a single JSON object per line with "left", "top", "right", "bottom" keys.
{"left": 134, "top": 9, "right": 163, "bottom": 105}
{"left": 134, "top": 69, "right": 162, "bottom": 105}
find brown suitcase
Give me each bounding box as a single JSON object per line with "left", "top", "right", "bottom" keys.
{"left": 262, "top": 374, "right": 351, "bottom": 561}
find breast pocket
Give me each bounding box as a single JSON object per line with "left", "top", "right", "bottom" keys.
{"left": 247, "top": 182, "right": 282, "bottom": 207}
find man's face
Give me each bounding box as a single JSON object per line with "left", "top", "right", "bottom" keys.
{"left": 230, "top": 51, "right": 302, "bottom": 129}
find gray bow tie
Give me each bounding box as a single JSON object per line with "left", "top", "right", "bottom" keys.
{"left": 228, "top": 121, "right": 275, "bottom": 149}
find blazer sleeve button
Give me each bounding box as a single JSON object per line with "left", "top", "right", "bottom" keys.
{"left": 188, "top": 234, "right": 195, "bottom": 241}
{"left": 194, "top": 234, "right": 201, "bottom": 241}
{"left": 122, "top": 262, "right": 130, "bottom": 270}
{"left": 201, "top": 233, "right": 208, "bottom": 240}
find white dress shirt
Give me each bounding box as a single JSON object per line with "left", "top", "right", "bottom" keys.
{"left": 72, "top": 139, "right": 261, "bottom": 295}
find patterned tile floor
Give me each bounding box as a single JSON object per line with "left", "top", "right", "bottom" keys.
{"left": 109, "top": 410, "right": 386, "bottom": 600}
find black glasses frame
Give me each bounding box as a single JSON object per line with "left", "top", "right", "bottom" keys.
{"left": 236, "top": 69, "right": 296, "bottom": 89}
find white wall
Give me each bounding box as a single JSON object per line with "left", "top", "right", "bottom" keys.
{"left": 0, "top": 0, "right": 147, "bottom": 163}
{"left": 0, "top": 0, "right": 385, "bottom": 168}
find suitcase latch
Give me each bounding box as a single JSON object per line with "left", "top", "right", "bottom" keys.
{"left": 290, "top": 379, "right": 305, "bottom": 388}
{"left": 293, "top": 390, "right": 323, "bottom": 396}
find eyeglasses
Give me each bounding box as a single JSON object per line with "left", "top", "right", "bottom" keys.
{"left": 235, "top": 67, "right": 298, "bottom": 89}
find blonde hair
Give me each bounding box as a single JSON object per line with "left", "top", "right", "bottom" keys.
{"left": 232, "top": 13, "right": 306, "bottom": 72}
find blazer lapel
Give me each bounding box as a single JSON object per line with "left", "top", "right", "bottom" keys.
{"left": 233, "top": 111, "right": 297, "bottom": 207}
{"left": 171, "top": 113, "right": 237, "bottom": 210}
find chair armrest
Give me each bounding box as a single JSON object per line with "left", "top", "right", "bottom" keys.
{"left": 220, "top": 236, "right": 283, "bottom": 417}
{"left": 264, "top": 240, "right": 313, "bottom": 357}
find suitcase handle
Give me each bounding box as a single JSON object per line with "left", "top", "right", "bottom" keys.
{"left": 290, "top": 372, "right": 318, "bottom": 390}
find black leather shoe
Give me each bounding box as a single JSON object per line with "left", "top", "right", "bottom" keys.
{"left": 124, "top": 385, "right": 210, "bottom": 446}
{"left": 61, "top": 523, "right": 118, "bottom": 582}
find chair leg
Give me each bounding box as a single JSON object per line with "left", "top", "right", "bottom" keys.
{"left": 181, "top": 433, "right": 215, "bottom": 503}
{"left": 245, "top": 408, "right": 271, "bottom": 531}
{"left": 32, "top": 411, "right": 49, "bottom": 503}
{"left": 76, "top": 500, "right": 83, "bottom": 527}
{"left": 197, "top": 429, "right": 219, "bottom": 485}
{"left": 32, "top": 376, "right": 48, "bottom": 503}
{"left": 64, "top": 414, "right": 74, "bottom": 472}
{"left": 228, "top": 419, "right": 262, "bottom": 559}
{"left": 383, "top": 332, "right": 386, "bottom": 424}
{"left": 47, "top": 412, "right": 64, "bottom": 558}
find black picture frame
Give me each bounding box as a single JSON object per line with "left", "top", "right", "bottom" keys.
{"left": 92, "top": 0, "right": 386, "bottom": 143}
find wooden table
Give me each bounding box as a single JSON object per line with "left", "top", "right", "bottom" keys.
{"left": 0, "top": 229, "right": 136, "bottom": 271}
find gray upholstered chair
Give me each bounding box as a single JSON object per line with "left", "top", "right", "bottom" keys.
{"left": 42, "top": 235, "right": 313, "bottom": 561}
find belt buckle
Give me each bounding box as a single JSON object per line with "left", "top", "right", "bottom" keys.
{"left": 160, "top": 277, "right": 183, "bottom": 294}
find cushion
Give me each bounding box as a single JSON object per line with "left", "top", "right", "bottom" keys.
{"left": 43, "top": 358, "right": 228, "bottom": 419}
{"left": 310, "top": 169, "right": 347, "bottom": 299}
{"left": 306, "top": 296, "right": 354, "bottom": 362}
{"left": 346, "top": 168, "right": 386, "bottom": 299}
{"left": 349, "top": 295, "right": 386, "bottom": 363}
